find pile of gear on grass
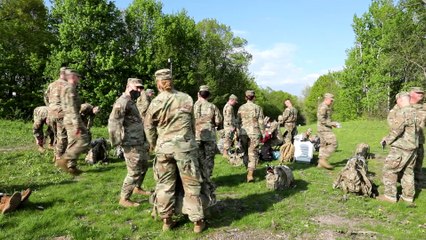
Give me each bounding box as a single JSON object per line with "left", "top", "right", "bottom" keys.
{"left": 217, "top": 116, "right": 322, "bottom": 191}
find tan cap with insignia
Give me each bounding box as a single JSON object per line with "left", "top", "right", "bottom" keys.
{"left": 127, "top": 78, "right": 143, "bottom": 87}
{"left": 155, "top": 69, "right": 172, "bottom": 80}
{"left": 199, "top": 85, "right": 209, "bottom": 92}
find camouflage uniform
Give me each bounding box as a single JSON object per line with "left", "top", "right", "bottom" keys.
{"left": 237, "top": 96, "right": 264, "bottom": 171}
{"left": 33, "top": 106, "right": 55, "bottom": 147}
{"left": 144, "top": 89, "right": 204, "bottom": 222}
{"left": 61, "top": 81, "right": 90, "bottom": 169}
{"left": 108, "top": 93, "right": 148, "bottom": 200}
{"left": 282, "top": 106, "right": 298, "bottom": 143}
{"left": 79, "top": 103, "right": 96, "bottom": 132}
{"left": 382, "top": 105, "right": 419, "bottom": 202}
{"left": 136, "top": 90, "right": 152, "bottom": 121}
{"left": 194, "top": 96, "right": 223, "bottom": 181}
{"left": 223, "top": 95, "right": 238, "bottom": 153}
{"left": 45, "top": 77, "right": 68, "bottom": 159}
{"left": 387, "top": 104, "right": 400, "bottom": 127}
{"left": 413, "top": 103, "right": 426, "bottom": 184}
{"left": 317, "top": 102, "right": 338, "bottom": 160}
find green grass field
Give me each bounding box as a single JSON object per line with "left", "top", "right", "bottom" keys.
{"left": 0, "top": 119, "right": 425, "bottom": 239}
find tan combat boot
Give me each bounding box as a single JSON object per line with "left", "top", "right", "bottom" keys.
{"left": 119, "top": 198, "right": 140, "bottom": 208}
{"left": 55, "top": 158, "right": 68, "bottom": 171}
{"left": 162, "top": 218, "right": 176, "bottom": 231}
{"left": 1, "top": 192, "right": 22, "bottom": 214}
{"left": 37, "top": 145, "right": 45, "bottom": 153}
{"left": 20, "top": 188, "right": 32, "bottom": 205}
{"left": 193, "top": 220, "right": 205, "bottom": 233}
{"left": 68, "top": 167, "right": 82, "bottom": 176}
{"left": 246, "top": 170, "right": 254, "bottom": 182}
{"left": 317, "top": 159, "right": 333, "bottom": 170}
{"left": 133, "top": 187, "right": 152, "bottom": 196}
{"left": 376, "top": 195, "right": 397, "bottom": 203}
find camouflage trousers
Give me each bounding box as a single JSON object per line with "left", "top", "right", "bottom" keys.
{"left": 121, "top": 145, "right": 149, "bottom": 199}
{"left": 49, "top": 117, "right": 67, "bottom": 159}
{"left": 414, "top": 145, "right": 424, "bottom": 183}
{"left": 223, "top": 127, "right": 234, "bottom": 152}
{"left": 318, "top": 131, "right": 337, "bottom": 160}
{"left": 197, "top": 140, "right": 216, "bottom": 181}
{"left": 153, "top": 150, "right": 204, "bottom": 222}
{"left": 63, "top": 124, "right": 90, "bottom": 168}
{"left": 240, "top": 134, "right": 260, "bottom": 171}
{"left": 33, "top": 117, "right": 54, "bottom": 146}
{"left": 382, "top": 147, "right": 416, "bottom": 202}
{"left": 283, "top": 123, "right": 297, "bottom": 143}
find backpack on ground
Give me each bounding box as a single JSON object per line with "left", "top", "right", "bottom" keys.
{"left": 85, "top": 138, "right": 108, "bottom": 164}
{"left": 266, "top": 165, "right": 294, "bottom": 190}
{"left": 279, "top": 142, "right": 295, "bottom": 163}
{"left": 333, "top": 143, "right": 375, "bottom": 197}
{"left": 228, "top": 140, "right": 244, "bottom": 166}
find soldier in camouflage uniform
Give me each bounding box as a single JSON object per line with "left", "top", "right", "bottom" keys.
{"left": 108, "top": 78, "right": 151, "bottom": 207}
{"left": 282, "top": 99, "right": 298, "bottom": 143}
{"left": 44, "top": 67, "right": 68, "bottom": 160}
{"left": 194, "top": 85, "right": 223, "bottom": 182}
{"left": 378, "top": 92, "right": 419, "bottom": 203}
{"left": 222, "top": 94, "right": 238, "bottom": 158}
{"left": 409, "top": 87, "right": 425, "bottom": 188}
{"left": 144, "top": 69, "right": 205, "bottom": 233}
{"left": 80, "top": 103, "right": 100, "bottom": 163}
{"left": 79, "top": 103, "right": 100, "bottom": 133}
{"left": 33, "top": 106, "right": 55, "bottom": 152}
{"left": 317, "top": 93, "right": 339, "bottom": 170}
{"left": 56, "top": 69, "right": 90, "bottom": 176}
{"left": 237, "top": 90, "right": 264, "bottom": 182}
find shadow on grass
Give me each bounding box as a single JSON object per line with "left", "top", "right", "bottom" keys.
{"left": 1, "top": 179, "right": 75, "bottom": 194}
{"left": 208, "top": 179, "right": 309, "bottom": 229}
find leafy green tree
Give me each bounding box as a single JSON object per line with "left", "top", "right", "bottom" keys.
{"left": 0, "top": 0, "right": 52, "bottom": 119}
{"left": 46, "top": 0, "right": 128, "bottom": 123}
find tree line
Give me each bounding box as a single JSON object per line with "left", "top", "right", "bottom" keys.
{"left": 303, "top": 0, "right": 426, "bottom": 123}
{"left": 0, "top": 0, "right": 301, "bottom": 124}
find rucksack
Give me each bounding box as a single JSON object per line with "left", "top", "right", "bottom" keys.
{"left": 279, "top": 142, "right": 295, "bottom": 163}
{"left": 228, "top": 140, "right": 244, "bottom": 167}
{"left": 333, "top": 155, "right": 374, "bottom": 197}
{"left": 85, "top": 138, "right": 108, "bottom": 164}
{"left": 266, "top": 165, "right": 294, "bottom": 190}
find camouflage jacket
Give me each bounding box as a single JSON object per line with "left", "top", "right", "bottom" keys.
{"left": 144, "top": 90, "right": 197, "bottom": 154}
{"left": 223, "top": 103, "right": 237, "bottom": 130}
{"left": 387, "top": 104, "right": 400, "bottom": 127}
{"left": 45, "top": 78, "right": 68, "bottom": 119}
{"left": 61, "top": 83, "right": 85, "bottom": 130}
{"left": 317, "top": 102, "right": 336, "bottom": 132}
{"left": 194, "top": 98, "right": 223, "bottom": 141}
{"left": 237, "top": 101, "right": 264, "bottom": 136}
{"left": 412, "top": 103, "right": 426, "bottom": 144}
{"left": 80, "top": 103, "right": 95, "bottom": 130}
{"left": 33, "top": 106, "right": 48, "bottom": 121}
{"left": 282, "top": 106, "right": 298, "bottom": 123}
{"left": 384, "top": 106, "right": 419, "bottom": 151}
{"left": 108, "top": 94, "right": 144, "bottom": 147}
{"left": 136, "top": 90, "right": 151, "bottom": 121}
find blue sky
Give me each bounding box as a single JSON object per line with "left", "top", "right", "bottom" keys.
{"left": 46, "top": 0, "right": 372, "bottom": 96}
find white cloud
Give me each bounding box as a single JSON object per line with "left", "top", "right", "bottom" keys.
{"left": 248, "top": 43, "right": 342, "bottom": 96}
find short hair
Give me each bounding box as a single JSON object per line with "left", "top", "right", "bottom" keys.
{"left": 199, "top": 91, "right": 210, "bottom": 99}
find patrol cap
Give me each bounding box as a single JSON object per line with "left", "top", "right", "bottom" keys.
{"left": 410, "top": 87, "right": 424, "bottom": 94}
{"left": 65, "top": 69, "right": 81, "bottom": 77}
{"left": 146, "top": 89, "right": 154, "bottom": 94}
{"left": 155, "top": 69, "right": 172, "bottom": 80}
{"left": 60, "top": 67, "right": 68, "bottom": 73}
{"left": 199, "top": 85, "right": 209, "bottom": 92}
{"left": 396, "top": 91, "right": 409, "bottom": 99}
{"left": 229, "top": 94, "right": 238, "bottom": 101}
{"left": 127, "top": 78, "right": 143, "bottom": 87}
{"left": 245, "top": 90, "right": 255, "bottom": 97}
{"left": 324, "top": 93, "right": 334, "bottom": 99}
